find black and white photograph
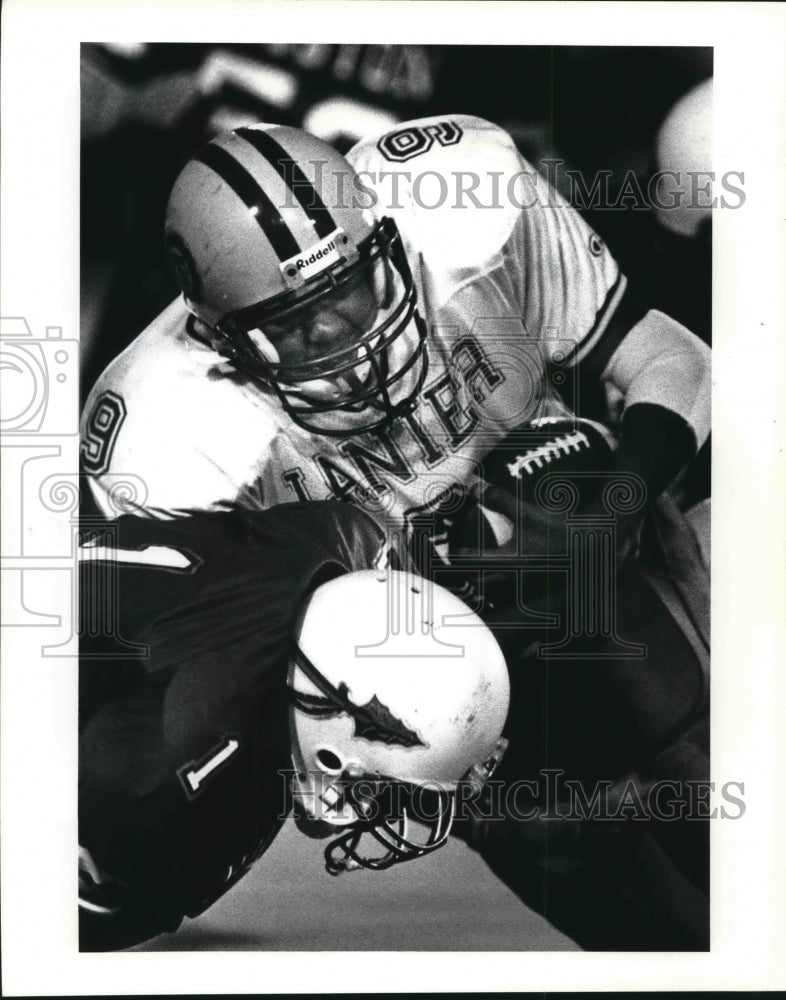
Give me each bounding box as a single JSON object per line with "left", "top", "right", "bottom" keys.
{"left": 78, "top": 39, "right": 716, "bottom": 954}
{"left": 2, "top": 1, "right": 785, "bottom": 994}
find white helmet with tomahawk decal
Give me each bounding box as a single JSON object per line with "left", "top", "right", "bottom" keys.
{"left": 288, "top": 569, "right": 510, "bottom": 874}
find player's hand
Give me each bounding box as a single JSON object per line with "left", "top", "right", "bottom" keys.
{"left": 454, "top": 481, "right": 571, "bottom": 562}
{"left": 454, "top": 480, "right": 642, "bottom": 567}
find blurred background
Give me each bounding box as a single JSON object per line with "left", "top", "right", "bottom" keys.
{"left": 81, "top": 43, "right": 712, "bottom": 402}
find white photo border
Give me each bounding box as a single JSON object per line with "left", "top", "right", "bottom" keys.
{"left": 2, "top": 0, "right": 785, "bottom": 994}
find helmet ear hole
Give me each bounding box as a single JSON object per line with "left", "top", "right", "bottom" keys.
{"left": 316, "top": 748, "right": 343, "bottom": 773}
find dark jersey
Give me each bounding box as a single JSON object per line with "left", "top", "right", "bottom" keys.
{"left": 79, "top": 501, "right": 386, "bottom": 950}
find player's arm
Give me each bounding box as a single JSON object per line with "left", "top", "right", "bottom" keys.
{"left": 516, "top": 154, "right": 710, "bottom": 542}
{"left": 79, "top": 675, "right": 289, "bottom": 951}
{"left": 574, "top": 299, "right": 711, "bottom": 541}
{"left": 317, "top": 501, "right": 391, "bottom": 572}
{"left": 501, "top": 131, "right": 710, "bottom": 502}
{"left": 79, "top": 309, "right": 278, "bottom": 520}
{"left": 79, "top": 683, "right": 193, "bottom": 950}
{"left": 502, "top": 303, "right": 710, "bottom": 565}
{"left": 479, "top": 309, "right": 709, "bottom": 567}
{"left": 80, "top": 383, "right": 264, "bottom": 520}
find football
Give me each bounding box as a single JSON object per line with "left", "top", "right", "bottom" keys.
{"left": 448, "top": 417, "right": 617, "bottom": 555}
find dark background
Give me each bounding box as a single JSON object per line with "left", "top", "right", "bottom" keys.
{"left": 81, "top": 44, "right": 712, "bottom": 405}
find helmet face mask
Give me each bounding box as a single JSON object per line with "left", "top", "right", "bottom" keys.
{"left": 291, "top": 740, "right": 504, "bottom": 876}
{"left": 287, "top": 570, "right": 511, "bottom": 875}
{"left": 165, "top": 122, "right": 429, "bottom": 437}
{"left": 322, "top": 782, "right": 457, "bottom": 875}
{"left": 214, "top": 218, "right": 429, "bottom": 436}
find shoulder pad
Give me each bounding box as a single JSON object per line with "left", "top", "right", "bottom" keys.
{"left": 348, "top": 115, "right": 528, "bottom": 273}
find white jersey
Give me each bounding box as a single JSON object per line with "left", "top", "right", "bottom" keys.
{"left": 81, "top": 115, "right": 626, "bottom": 530}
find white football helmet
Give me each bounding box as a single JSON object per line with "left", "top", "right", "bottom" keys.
{"left": 165, "top": 123, "right": 428, "bottom": 436}
{"left": 288, "top": 569, "right": 510, "bottom": 874}
{"left": 654, "top": 77, "right": 713, "bottom": 238}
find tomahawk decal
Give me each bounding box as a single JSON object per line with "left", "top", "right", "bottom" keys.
{"left": 289, "top": 662, "right": 426, "bottom": 749}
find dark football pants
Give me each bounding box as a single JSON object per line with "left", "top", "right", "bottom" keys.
{"left": 452, "top": 497, "right": 710, "bottom": 950}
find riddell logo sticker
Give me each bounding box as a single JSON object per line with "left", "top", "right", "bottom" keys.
{"left": 281, "top": 230, "right": 348, "bottom": 285}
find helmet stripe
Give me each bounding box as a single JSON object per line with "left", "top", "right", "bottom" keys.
{"left": 194, "top": 144, "right": 300, "bottom": 262}
{"left": 236, "top": 127, "right": 337, "bottom": 241}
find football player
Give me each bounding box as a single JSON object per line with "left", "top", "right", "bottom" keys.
{"left": 290, "top": 548, "right": 710, "bottom": 952}
{"left": 78, "top": 500, "right": 388, "bottom": 949}
{"left": 79, "top": 500, "right": 514, "bottom": 951}
{"left": 80, "top": 115, "right": 710, "bottom": 573}
{"left": 79, "top": 498, "right": 708, "bottom": 952}
{"left": 79, "top": 116, "right": 711, "bottom": 949}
